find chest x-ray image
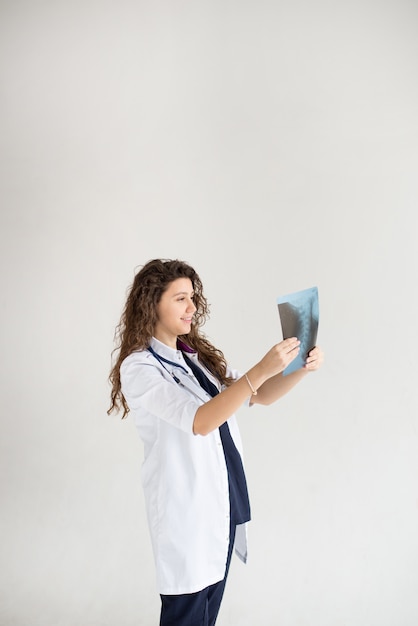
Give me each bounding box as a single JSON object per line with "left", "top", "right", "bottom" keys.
{"left": 277, "top": 286, "right": 319, "bottom": 376}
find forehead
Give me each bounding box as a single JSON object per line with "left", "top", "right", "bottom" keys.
{"left": 164, "top": 277, "right": 194, "bottom": 296}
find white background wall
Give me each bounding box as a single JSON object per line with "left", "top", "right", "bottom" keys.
{"left": 1, "top": 1, "right": 417, "bottom": 624}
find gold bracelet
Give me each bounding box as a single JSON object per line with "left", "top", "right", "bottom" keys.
{"left": 244, "top": 373, "right": 257, "bottom": 395}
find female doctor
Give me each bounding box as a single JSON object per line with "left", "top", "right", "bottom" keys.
{"left": 108, "top": 258, "right": 324, "bottom": 626}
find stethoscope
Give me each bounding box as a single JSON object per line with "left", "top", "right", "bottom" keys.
{"left": 147, "top": 345, "right": 213, "bottom": 399}
{"left": 147, "top": 345, "right": 190, "bottom": 385}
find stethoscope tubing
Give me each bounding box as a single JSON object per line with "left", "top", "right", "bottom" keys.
{"left": 147, "top": 345, "right": 195, "bottom": 385}
{"left": 147, "top": 346, "right": 217, "bottom": 401}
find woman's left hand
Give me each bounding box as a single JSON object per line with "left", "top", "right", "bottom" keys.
{"left": 304, "top": 346, "right": 324, "bottom": 372}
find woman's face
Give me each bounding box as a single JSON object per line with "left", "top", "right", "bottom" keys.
{"left": 154, "top": 278, "right": 196, "bottom": 348}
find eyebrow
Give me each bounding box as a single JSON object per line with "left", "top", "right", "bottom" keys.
{"left": 173, "top": 291, "right": 194, "bottom": 297}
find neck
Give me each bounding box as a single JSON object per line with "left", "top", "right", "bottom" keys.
{"left": 152, "top": 330, "right": 178, "bottom": 349}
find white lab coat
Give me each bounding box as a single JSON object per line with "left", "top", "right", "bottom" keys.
{"left": 120, "top": 337, "right": 249, "bottom": 595}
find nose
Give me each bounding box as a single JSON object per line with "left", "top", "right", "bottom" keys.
{"left": 187, "top": 298, "right": 196, "bottom": 312}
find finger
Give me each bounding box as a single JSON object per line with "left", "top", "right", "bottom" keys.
{"left": 308, "top": 347, "right": 324, "bottom": 362}
{"left": 305, "top": 354, "right": 322, "bottom": 369}
{"left": 282, "top": 338, "right": 301, "bottom": 352}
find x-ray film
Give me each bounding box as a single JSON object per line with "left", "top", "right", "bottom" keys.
{"left": 276, "top": 286, "right": 319, "bottom": 376}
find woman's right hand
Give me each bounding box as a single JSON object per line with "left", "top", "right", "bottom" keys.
{"left": 258, "top": 337, "right": 301, "bottom": 380}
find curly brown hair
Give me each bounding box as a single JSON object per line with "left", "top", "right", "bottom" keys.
{"left": 107, "top": 258, "right": 233, "bottom": 418}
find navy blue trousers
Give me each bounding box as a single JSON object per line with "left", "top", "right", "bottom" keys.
{"left": 159, "top": 524, "right": 236, "bottom": 626}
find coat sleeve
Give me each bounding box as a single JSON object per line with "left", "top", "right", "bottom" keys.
{"left": 120, "top": 356, "right": 202, "bottom": 434}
